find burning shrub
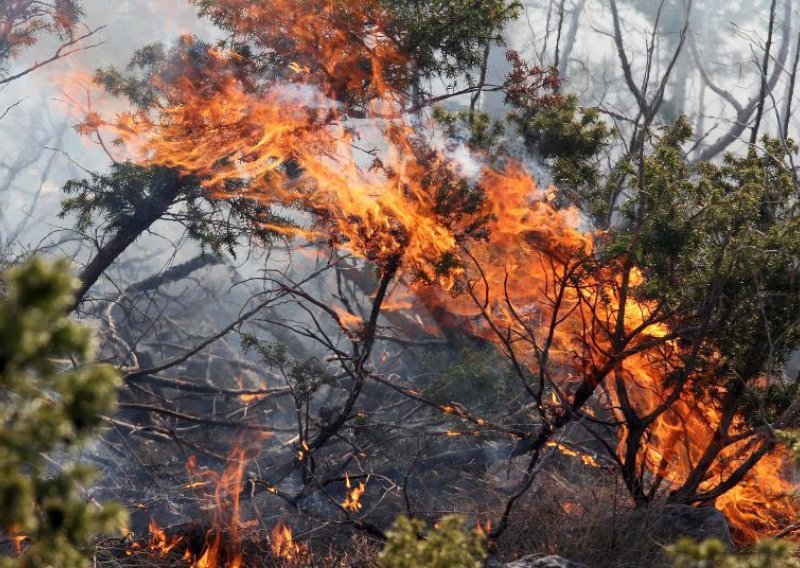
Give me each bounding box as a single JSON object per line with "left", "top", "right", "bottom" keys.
{"left": 0, "top": 258, "right": 124, "bottom": 567}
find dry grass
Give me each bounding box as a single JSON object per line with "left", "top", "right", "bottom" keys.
{"left": 93, "top": 461, "right": 712, "bottom": 568}
{"left": 93, "top": 529, "right": 383, "bottom": 568}
{"left": 492, "top": 467, "right": 674, "bottom": 568}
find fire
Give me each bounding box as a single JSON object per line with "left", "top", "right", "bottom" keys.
{"left": 234, "top": 375, "right": 269, "bottom": 404}
{"left": 11, "top": 535, "right": 27, "bottom": 555}
{"left": 546, "top": 441, "right": 600, "bottom": 468}
{"left": 195, "top": 539, "right": 219, "bottom": 568}
{"left": 134, "top": 522, "right": 242, "bottom": 568}
{"left": 148, "top": 519, "right": 182, "bottom": 557}
{"left": 298, "top": 438, "right": 310, "bottom": 462}
{"left": 271, "top": 521, "right": 306, "bottom": 562}
{"left": 341, "top": 473, "right": 367, "bottom": 513}
{"left": 85, "top": 7, "right": 480, "bottom": 289}
{"left": 76, "top": 0, "right": 799, "bottom": 545}
{"left": 332, "top": 305, "right": 364, "bottom": 331}
{"left": 132, "top": 440, "right": 264, "bottom": 565}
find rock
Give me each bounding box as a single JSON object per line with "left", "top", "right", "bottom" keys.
{"left": 488, "top": 554, "right": 588, "bottom": 568}
{"left": 504, "top": 555, "right": 588, "bottom": 568}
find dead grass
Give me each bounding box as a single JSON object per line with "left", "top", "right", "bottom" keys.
{"left": 93, "top": 528, "right": 382, "bottom": 568}
{"left": 492, "top": 467, "right": 674, "bottom": 568}
{"left": 94, "top": 462, "right": 708, "bottom": 568}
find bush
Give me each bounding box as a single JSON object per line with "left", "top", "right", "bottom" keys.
{"left": 669, "top": 538, "right": 799, "bottom": 568}
{"left": 0, "top": 257, "right": 125, "bottom": 568}
{"left": 378, "top": 515, "right": 486, "bottom": 568}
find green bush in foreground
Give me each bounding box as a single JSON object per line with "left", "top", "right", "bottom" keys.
{"left": 378, "top": 514, "right": 486, "bottom": 568}
{"left": 670, "top": 538, "right": 800, "bottom": 568}
{"left": 0, "top": 257, "right": 125, "bottom": 568}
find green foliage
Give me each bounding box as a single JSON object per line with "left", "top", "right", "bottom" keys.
{"left": 240, "top": 333, "right": 290, "bottom": 368}
{"left": 378, "top": 515, "right": 486, "bottom": 568}
{"left": 433, "top": 107, "right": 508, "bottom": 157}
{"left": 0, "top": 257, "right": 124, "bottom": 568}
{"left": 240, "top": 332, "right": 338, "bottom": 420}
{"left": 741, "top": 382, "right": 800, "bottom": 426}
{"left": 616, "top": 126, "right": 800, "bottom": 384}
{"left": 61, "top": 161, "right": 293, "bottom": 257}
{"left": 509, "top": 94, "right": 609, "bottom": 213}
{"left": 61, "top": 163, "right": 180, "bottom": 233}
{"left": 383, "top": 0, "right": 521, "bottom": 83}
{"left": 669, "top": 538, "right": 799, "bottom": 568}
{"left": 419, "top": 346, "right": 512, "bottom": 407}
{"left": 777, "top": 430, "right": 800, "bottom": 468}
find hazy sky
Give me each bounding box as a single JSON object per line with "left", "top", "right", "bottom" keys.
{"left": 0, "top": 1, "right": 208, "bottom": 248}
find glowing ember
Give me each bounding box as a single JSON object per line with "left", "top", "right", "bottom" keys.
{"left": 298, "top": 439, "right": 310, "bottom": 462}
{"left": 546, "top": 441, "right": 600, "bottom": 468}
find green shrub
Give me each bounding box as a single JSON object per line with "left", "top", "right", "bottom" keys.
{"left": 378, "top": 515, "right": 486, "bottom": 568}
{"left": 669, "top": 538, "right": 799, "bottom": 568}
{"left": 0, "top": 257, "right": 125, "bottom": 568}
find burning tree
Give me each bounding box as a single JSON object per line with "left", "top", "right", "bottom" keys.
{"left": 11, "top": 0, "right": 800, "bottom": 564}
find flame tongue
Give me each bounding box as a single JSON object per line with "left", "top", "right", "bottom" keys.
{"left": 271, "top": 521, "right": 306, "bottom": 562}
{"left": 133, "top": 441, "right": 264, "bottom": 566}
{"left": 341, "top": 473, "right": 367, "bottom": 512}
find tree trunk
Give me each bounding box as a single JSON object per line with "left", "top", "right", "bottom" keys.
{"left": 72, "top": 173, "right": 184, "bottom": 311}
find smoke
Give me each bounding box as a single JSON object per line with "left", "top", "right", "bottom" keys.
{"left": 0, "top": 0, "right": 207, "bottom": 250}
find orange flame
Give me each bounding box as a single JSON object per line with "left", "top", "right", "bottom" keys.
{"left": 147, "top": 519, "right": 183, "bottom": 558}
{"left": 341, "top": 473, "right": 367, "bottom": 513}
{"left": 332, "top": 306, "right": 364, "bottom": 331}
{"left": 11, "top": 535, "right": 27, "bottom": 556}
{"left": 546, "top": 441, "right": 600, "bottom": 468}
{"left": 234, "top": 374, "right": 269, "bottom": 404}
{"left": 156, "top": 437, "right": 265, "bottom": 566}
{"left": 271, "top": 521, "right": 306, "bottom": 562}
